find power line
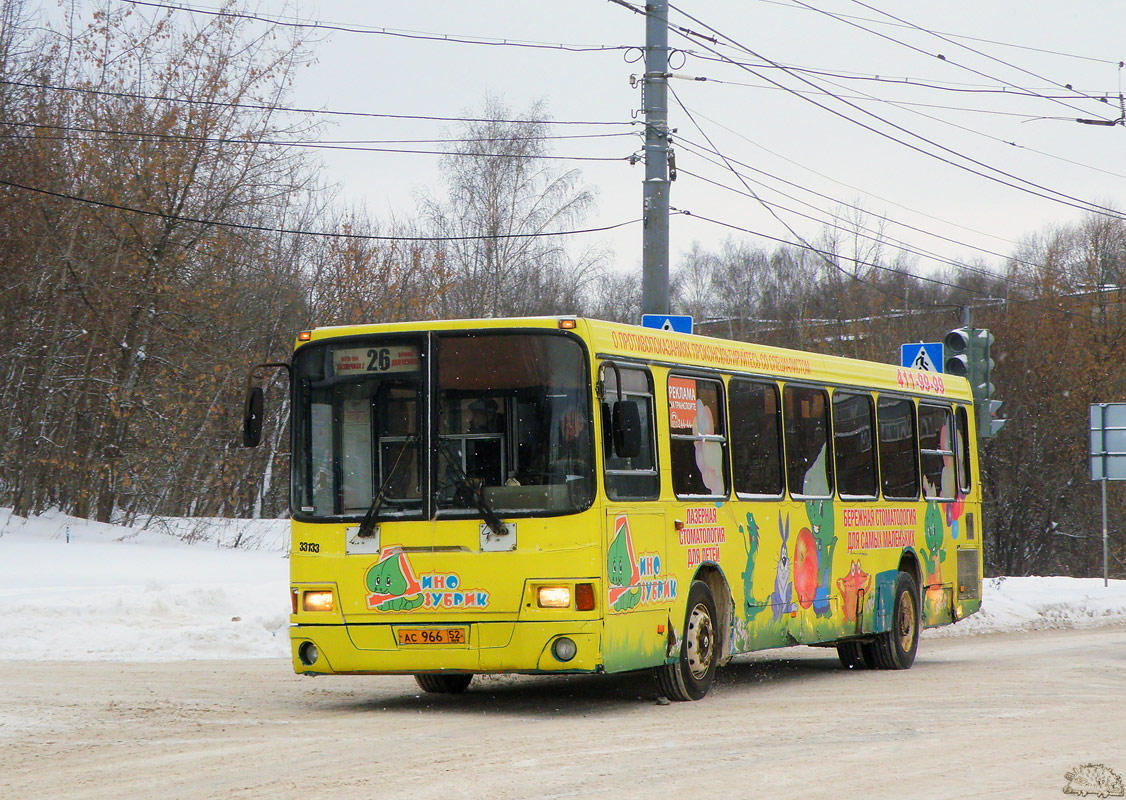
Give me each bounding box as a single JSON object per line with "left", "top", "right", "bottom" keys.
{"left": 0, "top": 79, "right": 634, "bottom": 127}
{"left": 673, "top": 88, "right": 1063, "bottom": 305}
{"left": 675, "top": 104, "right": 1021, "bottom": 248}
{"left": 0, "top": 120, "right": 632, "bottom": 162}
{"left": 669, "top": 84, "right": 904, "bottom": 302}
{"left": 675, "top": 161, "right": 1051, "bottom": 296}
{"left": 0, "top": 177, "right": 641, "bottom": 242}
{"left": 123, "top": 0, "right": 631, "bottom": 53}
{"left": 665, "top": 4, "right": 1126, "bottom": 222}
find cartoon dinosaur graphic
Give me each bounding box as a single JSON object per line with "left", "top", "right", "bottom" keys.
{"left": 608, "top": 515, "right": 641, "bottom": 612}
{"left": 922, "top": 501, "right": 946, "bottom": 584}
{"left": 836, "top": 560, "right": 872, "bottom": 624}
{"left": 806, "top": 499, "right": 837, "bottom": 618}
{"left": 768, "top": 514, "right": 795, "bottom": 620}
{"left": 365, "top": 549, "right": 424, "bottom": 611}
{"left": 738, "top": 512, "right": 768, "bottom": 619}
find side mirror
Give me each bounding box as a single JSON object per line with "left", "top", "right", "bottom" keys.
{"left": 612, "top": 400, "right": 642, "bottom": 459}
{"left": 242, "top": 385, "right": 264, "bottom": 448}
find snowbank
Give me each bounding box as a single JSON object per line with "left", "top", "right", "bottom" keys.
{"left": 1, "top": 508, "right": 1124, "bottom": 662}
{"left": 0, "top": 508, "right": 290, "bottom": 661}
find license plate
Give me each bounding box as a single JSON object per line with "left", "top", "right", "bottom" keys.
{"left": 396, "top": 627, "right": 467, "bottom": 645}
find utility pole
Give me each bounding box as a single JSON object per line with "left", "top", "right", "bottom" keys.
{"left": 641, "top": 0, "right": 670, "bottom": 316}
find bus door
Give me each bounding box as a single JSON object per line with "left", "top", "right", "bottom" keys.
{"left": 599, "top": 362, "right": 670, "bottom": 673}
{"left": 602, "top": 509, "right": 669, "bottom": 672}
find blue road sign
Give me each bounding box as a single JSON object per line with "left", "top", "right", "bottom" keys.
{"left": 641, "top": 314, "right": 693, "bottom": 334}
{"left": 900, "top": 342, "right": 944, "bottom": 372}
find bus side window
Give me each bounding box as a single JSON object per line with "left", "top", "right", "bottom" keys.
{"left": 919, "top": 404, "right": 956, "bottom": 500}
{"left": 955, "top": 405, "right": 972, "bottom": 494}
{"left": 783, "top": 385, "right": 833, "bottom": 498}
{"left": 832, "top": 391, "right": 877, "bottom": 499}
{"left": 602, "top": 366, "right": 659, "bottom": 500}
{"left": 668, "top": 375, "right": 729, "bottom": 498}
{"left": 877, "top": 396, "right": 919, "bottom": 500}
{"left": 730, "top": 379, "right": 783, "bottom": 496}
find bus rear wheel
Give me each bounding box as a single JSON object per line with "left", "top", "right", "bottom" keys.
{"left": 414, "top": 673, "right": 473, "bottom": 694}
{"left": 655, "top": 580, "right": 718, "bottom": 702}
{"left": 871, "top": 572, "right": 920, "bottom": 670}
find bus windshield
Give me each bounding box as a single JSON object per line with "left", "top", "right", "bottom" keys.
{"left": 291, "top": 330, "right": 592, "bottom": 520}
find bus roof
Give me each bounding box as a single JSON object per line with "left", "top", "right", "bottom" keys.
{"left": 294, "top": 316, "right": 972, "bottom": 402}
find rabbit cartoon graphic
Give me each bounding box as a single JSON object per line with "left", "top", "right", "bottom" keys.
{"left": 769, "top": 514, "right": 796, "bottom": 620}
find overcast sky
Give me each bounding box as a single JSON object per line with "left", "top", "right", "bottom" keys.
{"left": 172, "top": 2, "right": 1126, "bottom": 279}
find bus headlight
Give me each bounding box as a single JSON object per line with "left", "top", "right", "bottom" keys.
{"left": 537, "top": 586, "right": 571, "bottom": 608}
{"left": 302, "top": 590, "right": 335, "bottom": 612}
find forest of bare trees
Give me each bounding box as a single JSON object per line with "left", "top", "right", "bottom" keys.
{"left": 2, "top": 1, "right": 1125, "bottom": 578}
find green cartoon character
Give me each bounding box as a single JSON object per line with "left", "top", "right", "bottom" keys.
{"left": 365, "top": 552, "right": 424, "bottom": 612}
{"left": 922, "top": 501, "right": 946, "bottom": 584}
{"left": 738, "top": 512, "right": 768, "bottom": 618}
{"left": 806, "top": 499, "right": 837, "bottom": 618}
{"left": 607, "top": 517, "right": 641, "bottom": 612}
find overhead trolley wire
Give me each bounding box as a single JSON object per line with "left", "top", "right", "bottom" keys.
{"left": 673, "top": 72, "right": 1126, "bottom": 183}
{"left": 787, "top": 0, "right": 1114, "bottom": 122}
{"left": 750, "top": 0, "right": 1123, "bottom": 66}
{"left": 665, "top": 3, "right": 1126, "bottom": 222}
{"left": 686, "top": 52, "right": 1121, "bottom": 99}
{"left": 844, "top": 0, "right": 1121, "bottom": 110}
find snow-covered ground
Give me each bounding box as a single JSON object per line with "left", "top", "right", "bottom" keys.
{"left": 2, "top": 507, "right": 1125, "bottom": 662}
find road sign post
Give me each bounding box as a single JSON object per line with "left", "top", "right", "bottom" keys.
{"left": 1089, "top": 403, "right": 1126, "bottom": 586}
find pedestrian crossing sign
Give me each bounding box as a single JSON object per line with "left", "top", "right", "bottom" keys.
{"left": 900, "top": 342, "right": 943, "bottom": 373}
{"left": 641, "top": 314, "right": 693, "bottom": 334}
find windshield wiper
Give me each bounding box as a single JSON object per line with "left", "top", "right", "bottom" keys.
{"left": 356, "top": 435, "right": 417, "bottom": 539}
{"left": 436, "top": 437, "right": 507, "bottom": 538}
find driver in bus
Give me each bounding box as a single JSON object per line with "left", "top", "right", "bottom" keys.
{"left": 554, "top": 406, "right": 592, "bottom": 504}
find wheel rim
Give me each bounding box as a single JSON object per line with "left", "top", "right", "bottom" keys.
{"left": 897, "top": 590, "right": 917, "bottom": 653}
{"left": 685, "top": 601, "right": 714, "bottom": 680}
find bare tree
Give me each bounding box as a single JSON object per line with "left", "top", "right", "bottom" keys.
{"left": 420, "top": 95, "right": 606, "bottom": 318}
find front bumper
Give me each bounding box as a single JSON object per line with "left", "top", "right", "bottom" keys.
{"left": 291, "top": 619, "right": 602, "bottom": 675}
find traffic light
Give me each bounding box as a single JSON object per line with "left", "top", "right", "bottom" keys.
{"left": 942, "top": 327, "right": 974, "bottom": 381}
{"left": 943, "top": 326, "right": 1007, "bottom": 439}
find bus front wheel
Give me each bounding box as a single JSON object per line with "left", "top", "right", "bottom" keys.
{"left": 872, "top": 572, "right": 920, "bottom": 670}
{"left": 655, "top": 580, "right": 718, "bottom": 701}
{"left": 414, "top": 673, "right": 473, "bottom": 694}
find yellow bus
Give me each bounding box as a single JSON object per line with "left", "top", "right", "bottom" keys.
{"left": 243, "top": 316, "right": 983, "bottom": 701}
